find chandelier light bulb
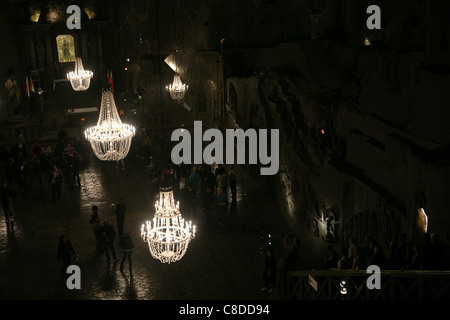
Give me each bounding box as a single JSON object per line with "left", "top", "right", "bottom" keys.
{"left": 67, "top": 57, "right": 93, "bottom": 91}
{"left": 166, "top": 73, "right": 188, "bottom": 100}
{"left": 141, "top": 187, "right": 196, "bottom": 264}
{"left": 85, "top": 90, "right": 135, "bottom": 161}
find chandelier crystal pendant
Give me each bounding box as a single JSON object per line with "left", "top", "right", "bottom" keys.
{"left": 141, "top": 187, "right": 196, "bottom": 264}
{"left": 166, "top": 73, "right": 188, "bottom": 101}
{"left": 85, "top": 89, "right": 135, "bottom": 161}
{"left": 67, "top": 57, "right": 93, "bottom": 91}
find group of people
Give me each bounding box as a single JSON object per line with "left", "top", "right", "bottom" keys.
{"left": 88, "top": 202, "right": 134, "bottom": 274}
{"left": 323, "top": 233, "right": 450, "bottom": 271}
{"left": 57, "top": 200, "right": 134, "bottom": 278}
{"left": 146, "top": 158, "right": 239, "bottom": 226}
{"left": 260, "top": 233, "right": 299, "bottom": 295}
{"left": 1, "top": 133, "right": 83, "bottom": 205}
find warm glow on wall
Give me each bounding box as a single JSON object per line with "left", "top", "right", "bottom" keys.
{"left": 29, "top": 9, "right": 40, "bottom": 23}
{"left": 84, "top": 8, "right": 96, "bottom": 19}
{"left": 417, "top": 208, "right": 428, "bottom": 234}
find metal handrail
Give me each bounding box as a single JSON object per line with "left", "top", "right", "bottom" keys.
{"left": 287, "top": 269, "right": 450, "bottom": 300}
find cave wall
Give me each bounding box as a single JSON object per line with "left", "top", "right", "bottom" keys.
{"left": 109, "top": 0, "right": 450, "bottom": 267}
{"left": 215, "top": 1, "right": 450, "bottom": 268}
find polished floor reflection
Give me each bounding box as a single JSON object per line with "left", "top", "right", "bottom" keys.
{"left": 0, "top": 148, "right": 292, "bottom": 300}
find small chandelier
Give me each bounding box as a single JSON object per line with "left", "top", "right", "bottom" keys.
{"left": 166, "top": 73, "right": 188, "bottom": 101}
{"left": 67, "top": 57, "right": 93, "bottom": 91}
{"left": 85, "top": 89, "right": 135, "bottom": 161}
{"left": 141, "top": 187, "right": 196, "bottom": 264}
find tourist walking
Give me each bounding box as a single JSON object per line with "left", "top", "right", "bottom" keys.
{"left": 119, "top": 231, "right": 134, "bottom": 274}
{"left": 1, "top": 181, "right": 13, "bottom": 223}
{"left": 261, "top": 249, "right": 277, "bottom": 293}
{"left": 57, "top": 234, "right": 76, "bottom": 277}
{"left": 65, "top": 152, "right": 81, "bottom": 189}
{"left": 89, "top": 205, "right": 102, "bottom": 253}
{"left": 99, "top": 219, "right": 117, "bottom": 262}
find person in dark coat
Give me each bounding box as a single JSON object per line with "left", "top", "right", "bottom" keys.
{"left": 323, "top": 245, "right": 340, "bottom": 270}
{"left": 119, "top": 231, "right": 134, "bottom": 274}
{"left": 89, "top": 205, "right": 102, "bottom": 253}
{"left": 58, "top": 234, "right": 76, "bottom": 276}
{"left": 1, "top": 181, "right": 13, "bottom": 222}
{"left": 99, "top": 219, "right": 117, "bottom": 262}
{"left": 65, "top": 152, "right": 80, "bottom": 188}
{"left": 261, "top": 249, "right": 277, "bottom": 293}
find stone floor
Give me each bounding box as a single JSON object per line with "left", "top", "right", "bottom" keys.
{"left": 0, "top": 141, "right": 294, "bottom": 300}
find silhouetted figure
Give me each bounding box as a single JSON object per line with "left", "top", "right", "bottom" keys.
{"left": 89, "top": 205, "right": 102, "bottom": 253}
{"left": 283, "top": 233, "right": 299, "bottom": 271}
{"left": 323, "top": 245, "right": 339, "bottom": 270}
{"left": 58, "top": 234, "right": 76, "bottom": 277}
{"left": 347, "top": 237, "right": 357, "bottom": 261}
{"left": 57, "top": 125, "right": 67, "bottom": 143}
{"left": 261, "top": 249, "right": 276, "bottom": 293}
{"left": 387, "top": 240, "right": 404, "bottom": 270}
{"left": 430, "top": 233, "right": 446, "bottom": 270}
{"left": 337, "top": 251, "right": 352, "bottom": 270}
{"left": 66, "top": 152, "right": 80, "bottom": 189}
{"left": 369, "top": 245, "right": 388, "bottom": 269}
{"left": 352, "top": 246, "right": 368, "bottom": 271}
{"left": 1, "top": 181, "right": 13, "bottom": 223}
{"left": 99, "top": 219, "right": 117, "bottom": 262}
{"left": 119, "top": 231, "right": 134, "bottom": 274}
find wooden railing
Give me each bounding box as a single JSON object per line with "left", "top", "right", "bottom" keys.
{"left": 287, "top": 269, "right": 450, "bottom": 300}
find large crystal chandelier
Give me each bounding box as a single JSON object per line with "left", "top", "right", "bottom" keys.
{"left": 67, "top": 57, "right": 93, "bottom": 91}
{"left": 166, "top": 73, "right": 188, "bottom": 101}
{"left": 141, "top": 187, "right": 196, "bottom": 264}
{"left": 85, "top": 89, "right": 135, "bottom": 161}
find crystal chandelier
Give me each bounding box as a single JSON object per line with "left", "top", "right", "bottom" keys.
{"left": 141, "top": 187, "right": 196, "bottom": 264}
{"left": 166, "top": 73, "right": 188, "bottom": 101}
{"left": 67, "top": 57, "right": 93, "bottom": 91}
{"left": 85, "top": 89, "right": 135, "bottom": 161}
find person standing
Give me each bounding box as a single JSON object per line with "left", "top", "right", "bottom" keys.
{"left": 114, "top": 198, "right": 126, "bottom": 238}
{"left": 261, "top": 249, "right": 277, "bottom": 293}
{"left": 58, "top": 234, "right": 76, "bottom": 277}
{"left": 89, "top": 205, "right": 102, "bottom": 253}
{"left": 188, "top": 166, "right": 201, "bottom": 192}
{"left": 119, "top": 231, "right": 134, "bottom": 274}
{"left": 99, "top": 219, "right": 117, "bottom": 262}
{"left": 50, "top": 164, "right": 63, "bottom": 203}
{"left": 66, "top": 152, "right": 81, "bottom": 188}
{"left": 1, "top": 181, "right": 13, "bottom": 223}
